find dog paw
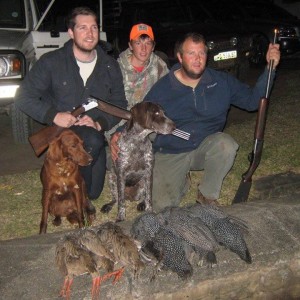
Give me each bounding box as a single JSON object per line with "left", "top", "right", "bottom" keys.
{"left": 101, "top": 203, "right": 113, "bottom": 213}
{"left": 137, "top": 201, "right": 146, "bottom": 211}
{"left": 52, "top": 216, "right": 62, "bottom": 226}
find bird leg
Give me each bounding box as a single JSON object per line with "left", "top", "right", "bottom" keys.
{"left": 59, "top": 276, "right": 73, "bottom": 299}
{"left": 102, "top": 267, "right": 125, "bottom": 285}
{"left": 91, "top": 276, "right": 101, "bottom": 300}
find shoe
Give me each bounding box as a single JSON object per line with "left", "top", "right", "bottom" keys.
{"left": 196, "top": 191, "right": 219, "bottom": 206}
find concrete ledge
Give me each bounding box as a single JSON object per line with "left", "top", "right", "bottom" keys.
{"left": 0, "top": 175, "right": 300, "bottom": 299}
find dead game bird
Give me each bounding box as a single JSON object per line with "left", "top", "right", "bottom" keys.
{"left": 55, "top": 232, "right": 114, "bottom": 300}
{"left": 157, "top": 206, "right": 219, "bottom": 265}
{"left": 185, "top": 204, "right": 252, "bottom": 264}
{"left": 94, "top": 222, "right": 145, "bottom": 279}
{"left": 131, "top": 213, "right": 193, "bottom": 279}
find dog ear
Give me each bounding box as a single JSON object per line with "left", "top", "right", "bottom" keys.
{"left": 47, "top": 134, "right": 63, "bottom": 161}
{"left": 127, "top": 105, "right": 139, "bottom": 130}
{"left": 128, "top": 102, "right": 151, "bottom": 129}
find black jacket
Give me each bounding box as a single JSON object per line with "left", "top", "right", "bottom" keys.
{"left": 15, "top": 39, "right": 127, "bottom": 131}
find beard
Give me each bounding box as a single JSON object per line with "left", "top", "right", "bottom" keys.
{"left": 181, "top": 61, "right": 205, "bottom": 79}
{"left": 74, "top": 39, "right": 97, "bottom": 53}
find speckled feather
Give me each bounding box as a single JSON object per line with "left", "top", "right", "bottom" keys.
{"left": 185, "top": 204, "right": 252, "bottom": 263}
{"left": 157, "top": 206, "right": 219, "bottom": 264}
{"left": 131, "top": 213, "right": 193, "bottom": 279}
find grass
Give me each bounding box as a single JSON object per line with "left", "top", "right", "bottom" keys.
{"left": 0, "top": 68, "right": 299, "bottom": 241}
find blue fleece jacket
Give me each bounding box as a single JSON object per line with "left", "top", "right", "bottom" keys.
{"left": 144, "top": 64, "right": 275, "bottom": 154}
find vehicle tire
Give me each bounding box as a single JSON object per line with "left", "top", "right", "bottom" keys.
{"left": 11, "top": 103, "right": 33, "bottom": 144}
{"left": 249, "top": 35, "right": 269, "bottom": 66}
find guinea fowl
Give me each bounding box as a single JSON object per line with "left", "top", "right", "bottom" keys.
{"left": 185, "top": 203, "right": 252, "bottom": 264}
{"left": 131, "top": 212, "right": 193, "bottom": 279}
{"left": 157, "top": 206, "right": 219, "bottom": 265}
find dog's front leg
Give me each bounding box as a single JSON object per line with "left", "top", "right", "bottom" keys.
{"left": 40, "top": 189, "right": 51, "bottom": 234}
{"left": 81, "top": 180, "right": 95, "bottom": 225}
{"left": 74, "top": 188, "right": 85, "bottom": 228}
{"left": 116, "top": 172, "right": 126, "bottom": 222}
{"left": 142, "top": 173, "right": 153, "bottom": 212}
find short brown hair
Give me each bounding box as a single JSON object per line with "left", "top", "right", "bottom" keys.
{"left": 175, "top": 32, "right": 207, "bottom": 56}
{"left": 66, "top": 6, "right": 98, "bottom": 30}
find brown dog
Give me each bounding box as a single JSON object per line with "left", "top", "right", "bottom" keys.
{"left": 39, "top": 129, "right": 95, "bottom": 234}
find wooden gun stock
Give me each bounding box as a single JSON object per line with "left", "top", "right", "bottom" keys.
{"left": 28, "top": 104, "right": 92, "bottom": 157}
{"left": 29, "top": 125, "right": 65, "bottom": 157}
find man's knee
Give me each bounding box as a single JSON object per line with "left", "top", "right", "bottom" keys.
{"left": 210, "top": 132, "right": 239, "bottom": 157}
{"left": 83, "top": 131, "right": 106, "bottom": 159}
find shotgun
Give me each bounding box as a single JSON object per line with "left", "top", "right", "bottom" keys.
{"left": 232, "top": 30, "right": 277, "bottom": 204}
{"left": 88, "top": 96, "right": 191, "bottom": 140}
{"left": 28, "top": 99, "right": 98, "bottom": 157}
{"left": 88, "top": 96, "right": 131, "bottom": 120}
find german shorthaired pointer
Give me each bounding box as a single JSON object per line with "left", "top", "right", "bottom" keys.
{"left": 101, "top": 102, "right": 176, "bottom": 222}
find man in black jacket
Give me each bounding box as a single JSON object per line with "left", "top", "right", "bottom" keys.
{"left": 15, "top": 7, "right": 127, "bottom": 207}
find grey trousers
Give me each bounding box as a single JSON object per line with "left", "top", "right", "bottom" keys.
{"left": 152, "top": 132, "right": 239, "bottom": 211}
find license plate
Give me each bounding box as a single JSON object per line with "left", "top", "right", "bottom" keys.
{"left": 214, "top": 50, "right": 237, "bottom": 61}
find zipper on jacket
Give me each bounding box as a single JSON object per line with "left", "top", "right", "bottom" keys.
{"left": 192, "top": 88, "right": 197, "bottom": 107}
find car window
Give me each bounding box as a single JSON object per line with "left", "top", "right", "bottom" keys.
{"left": 0, "top": 0, "right": 25, "bottom": 28}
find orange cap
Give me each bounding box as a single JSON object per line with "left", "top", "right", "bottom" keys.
{"left": 129, "top": 24, "right": 154, "bottom": 41}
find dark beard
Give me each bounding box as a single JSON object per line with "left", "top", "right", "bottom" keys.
{"left": 74, "top": 40, "right": 96, "bottom": 53}
{"left": 181, "top": 63, "right": 204, "bottom": 79}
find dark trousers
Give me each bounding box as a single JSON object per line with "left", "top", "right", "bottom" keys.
{"left": 71, "top": 125, "right": 106, "bottom": 200}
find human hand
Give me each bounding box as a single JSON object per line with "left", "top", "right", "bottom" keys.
{"left": 53, "top": 112, "right": 77, "bottom": 127}
{"left": 74, "top": 115, "right": 101, "bottom": 131}
{"left": 266, "top": 43, "right": 280, "bottom": 69}
{"left": 110, "top": 132, "right": 121, "bottom": 161}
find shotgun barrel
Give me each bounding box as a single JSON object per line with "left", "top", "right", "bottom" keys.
{"left": 232, "top": 29, "right": 277, "bottom": 204}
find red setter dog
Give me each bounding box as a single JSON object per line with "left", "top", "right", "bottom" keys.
{"left": 39, "top": 129, "right": 95, "bottom": 234}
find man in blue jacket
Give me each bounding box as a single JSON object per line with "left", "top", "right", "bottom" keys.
{"left": 144, "top": 32, "right": 280, "bottom": 210}
{"left": 111, "top": 32, "right": 280, "bottom": 211}
{"left": 16, "top": 7, "right": 127, "bottom": 208}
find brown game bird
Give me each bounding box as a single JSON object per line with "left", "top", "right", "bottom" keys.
{"left": 55, "top": 223, "right": 144, "bottom": 299}
{"left": 94, "top": 222, "right": 145, "bottom": 280}
{"left": 56, "top": 229, "right": 116, "bottom": 300}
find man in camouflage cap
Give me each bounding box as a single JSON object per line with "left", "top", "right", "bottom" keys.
{"left": 106, "top": 23, "right": 169, "bottom": 154}
{"left": 117, "top": 23, "right": 168, "bottom": 108}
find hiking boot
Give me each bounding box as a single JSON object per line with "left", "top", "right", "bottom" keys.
{"left": 196, "top": 191, "right": 219, "bottom": 206}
